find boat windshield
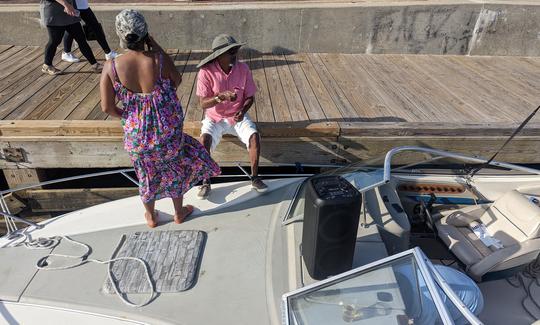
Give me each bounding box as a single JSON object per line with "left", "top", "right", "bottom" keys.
{"left": 282, "top": 248, "right": 482, "bottom": 325}
{"left": 321, "top": 146, "right": 540, "bottom": 193}
{"left": 285, "top": 146, "right": 540, "bottom": 223}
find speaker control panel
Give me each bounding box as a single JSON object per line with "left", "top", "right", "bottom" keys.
{"left": 311, "top": 176, "right": 359, "bottom": 200}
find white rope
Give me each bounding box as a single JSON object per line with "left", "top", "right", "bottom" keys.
{"left": 19, "top": 234, "right": 155, "bottom": 308}
{"left": 507, "top": 253, "right": 540, "bottom": 319}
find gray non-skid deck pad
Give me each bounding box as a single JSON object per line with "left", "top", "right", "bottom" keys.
{"left": 103, "top": 230, "right": 205, "bottom": 294}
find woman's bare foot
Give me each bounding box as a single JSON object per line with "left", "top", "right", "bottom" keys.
{"left": 144, "top": 210, "right": 158, "bottom": 228}
{"left": 174, "top": 205, "right": 194, "bottom": 224}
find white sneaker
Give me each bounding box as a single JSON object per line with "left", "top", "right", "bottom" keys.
{"left": 105, "top": 51, "right": 119, "bottom": 61}
{"left": 61, "top": 52, "right": 80, "bottom": 63}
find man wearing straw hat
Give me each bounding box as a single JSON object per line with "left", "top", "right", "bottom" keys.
{"left": 196, "top": 34, "right": 267, "bottom": 199}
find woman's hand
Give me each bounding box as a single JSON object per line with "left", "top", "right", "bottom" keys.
{"left": 63, "top": 3, "right": 78, "bottom": 16}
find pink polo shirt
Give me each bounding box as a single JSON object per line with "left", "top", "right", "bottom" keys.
{"left": 196, "top": 60, "right": 257, "bottom": 125}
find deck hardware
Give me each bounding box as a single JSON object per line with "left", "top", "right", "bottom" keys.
{"left": 2, "top": 148, "right": 26, "bottom": 163}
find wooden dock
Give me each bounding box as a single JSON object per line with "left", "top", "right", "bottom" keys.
{"left": 1, "top": 44, "right": 540, "bottom": 184}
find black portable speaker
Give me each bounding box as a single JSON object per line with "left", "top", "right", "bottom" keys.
{"left": 302, "top": 175, "right": 362, "bottom": 280}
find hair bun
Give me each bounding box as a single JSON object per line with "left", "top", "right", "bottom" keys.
{"left": 125, "top": 33, "right": 139, "bottom": 43}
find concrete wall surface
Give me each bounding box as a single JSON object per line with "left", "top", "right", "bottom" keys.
{"left": 0, "top": 1, "right": 539, "bottom": 56}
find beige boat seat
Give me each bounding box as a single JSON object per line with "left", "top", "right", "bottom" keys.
{"left": 436, "top": 190, "right": 540, "bottom": 281}
{"left": 364, "top": 183, "right": 411, "bottom": 254}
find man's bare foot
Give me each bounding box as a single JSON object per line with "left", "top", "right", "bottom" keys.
{"left": 174, "top": 205, "right": 194, "bottom": 224}
{"left": 144, "top": 210, "right": 158, "bottom": 228}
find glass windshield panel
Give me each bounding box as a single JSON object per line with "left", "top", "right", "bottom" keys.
{"left": 287, "top": 255, "right": 443, "bottom": 324}
{"left": 341, "top": 168, "right": 385, "bottom": 193}
{"left": 427, "top": 265, "right": 483, "bottom": 325}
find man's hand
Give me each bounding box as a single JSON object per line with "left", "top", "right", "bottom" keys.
{"left": 233, "top": 109, "right": 245, "bottom": 122}
{"left": 218, "top": 90, "right": 237, "bottom": 102}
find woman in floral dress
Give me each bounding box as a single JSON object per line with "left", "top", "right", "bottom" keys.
{"left": 100, "top": 10, "right": 220, "bottom": 227}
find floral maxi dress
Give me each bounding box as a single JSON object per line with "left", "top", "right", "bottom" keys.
{"left": 112, "top": 54, "right": 220, "bottom": 203}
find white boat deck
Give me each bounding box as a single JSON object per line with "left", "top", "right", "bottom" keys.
{"left": 0, "top": 179, "right": 301, "bottom": 324}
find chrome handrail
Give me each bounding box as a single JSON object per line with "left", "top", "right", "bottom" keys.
{"left": 0, "top": 165, "right": 320, "bottom": 236}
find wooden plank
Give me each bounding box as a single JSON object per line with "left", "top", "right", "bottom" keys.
{"left": 336, "top": 136, "right": 540, "bottom": 165}
{"left": 0, "top": 120, "right": 123, "bottom": 137}
{"left": 6, "top": 132, "right": 540, "bottom": 167}
{"left": 282, "top": 52, "right": 325, "bottom": 121}
{"left": 7, "top": 120, "right": 540, "bottom": 138}
{"left": 26, "top": 187, "right": 139, "bottom": 212}
{"left": 271, "top": 52, "right": 308, "bottom": 121}
{"left": 175, "top": 51, "right": 199, "bottom": 122}
{"left": 243, "top": 50, "right": 258, "bottom": 122}
{"left": 324, "top": 53, "right": 404, "bottom": 122}
{"left": 0, "top": 50, "right": 83, "bottom": 119}
{"left": 353, "top": 54, "right": 436, "bottom": 122}
{"left": 292, "top": 53, "right": 342, "bottom": 120}
{"left": 433, "top": 56, "right": 532, "bottom": 122}
{"left": 445, "top": 56, "right": 540, "bottom": 109}
{"left": 0, "top": 46, "right": 25, "bottom": 63}
{"left": 0, "top": 45, "right": 13, "bottom": 55}
{"left": 25, "top": 49, "right": 105, "bottom": 120}
{"left": 0, "top": 135, "right": 341, "bottom": 168}
{"left": 86, "top": 102, "right": 109, "bottom": 120}
{"left": 340, "top": 54, "right": 410, "bottom": 121}
{"left": 0, "top": 120, "right": 338, "bottom": 138}
{"left": 307, "top": 53, "right": 357, "bottom": 121}
{"left": 0, "top": 46, "right": 42, "bottom": 79}
{"left": 402, "top": 55, "right": 509, "bottom": 123}
{"left": 263, "top": 53, "right": 291, "bottom": 122}
{"left": 66, "top": 83, "right": 101, "bottom": 120}
{"left": 3, "top": 168, "right": 46, "bottom": 189}
{"left": 249, "top": 51, "right": 274, "bottom": 122}
{"left": 367, "top": 55, "right": 476, "bottom": 123}
{"left": 47, "top": 70, "right": 102, "bottom": 120}
{"left": 185, "top": 53, "right": 206, "bottom": 123}
{"left": 0, "top": 51, "right": 64, "bottom": 110}
{"left": 460, "top": 57, "right": 540, "bottom": 104}
{"left": 338, "top": 121, "right": 540, "bottom": 136}
{"left": 0, "top": 47, "right": 45, "bottom": 92}
{"left": 491, "top": 57, "right": 540, "bottom": 92}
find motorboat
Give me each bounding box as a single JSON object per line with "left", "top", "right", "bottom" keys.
{"left": 1, "top": 146, "right": 539, "bottom": 325}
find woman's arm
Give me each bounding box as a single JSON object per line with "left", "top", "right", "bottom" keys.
{"left": 100, "top": 62, "right": 123, "bottom": 118}
{"left": 54, "top": 0, "right": 77, "bottom": 16}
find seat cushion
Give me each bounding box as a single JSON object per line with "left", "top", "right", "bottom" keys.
{"left": 490, "top": 190, "right": 540, "bottom": 239}
{"left": 438, "top": 218, "right": 493, "bottom": 266}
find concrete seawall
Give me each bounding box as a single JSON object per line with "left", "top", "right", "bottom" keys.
{"left": 1, "top": 1, "right": 539, "bottom": 56}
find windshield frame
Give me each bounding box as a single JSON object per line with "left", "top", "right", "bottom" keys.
{"left": 281, "top": 247, "right": 483, "bottom": 325}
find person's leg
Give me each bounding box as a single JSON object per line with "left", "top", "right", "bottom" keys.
{"left": 65, "top": 23, "right": 97, "bottom": 65}
{"left": 172, "top": 197, "right": 194, "bottom": 224}
{"left": 80, "top": 8, "right": 111, "bottom": 54}
{"left": 44, "top": 26, "right": 65, "bottom": 66}
{"left": 234, "top": 115, "right": 267, "bottom": 191}
{"left": 197, "top": 118, "right": 222, "bottom": 198}
{"left": 142, "top": 199, "right": 157, "bottom": 228}
{"left": 200, "top": 133, "right": 213, "bottom": 154}
{"left": 248, "top": 133, "right": 261, "bottom": 177}
{"left": 63, "top": 30, "right": 74, "bottom": 54}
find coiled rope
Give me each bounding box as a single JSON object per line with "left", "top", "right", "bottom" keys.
{"left": 17, "top": 233, "right": 155, "bottom": 308}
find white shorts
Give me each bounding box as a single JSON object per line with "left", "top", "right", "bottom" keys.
{"left": 201, "top": 114, "right": 258, "bottom": 152}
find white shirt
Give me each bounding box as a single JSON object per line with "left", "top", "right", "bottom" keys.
{"left": 75, "top": 0, "right": 89, "bottom": 10}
